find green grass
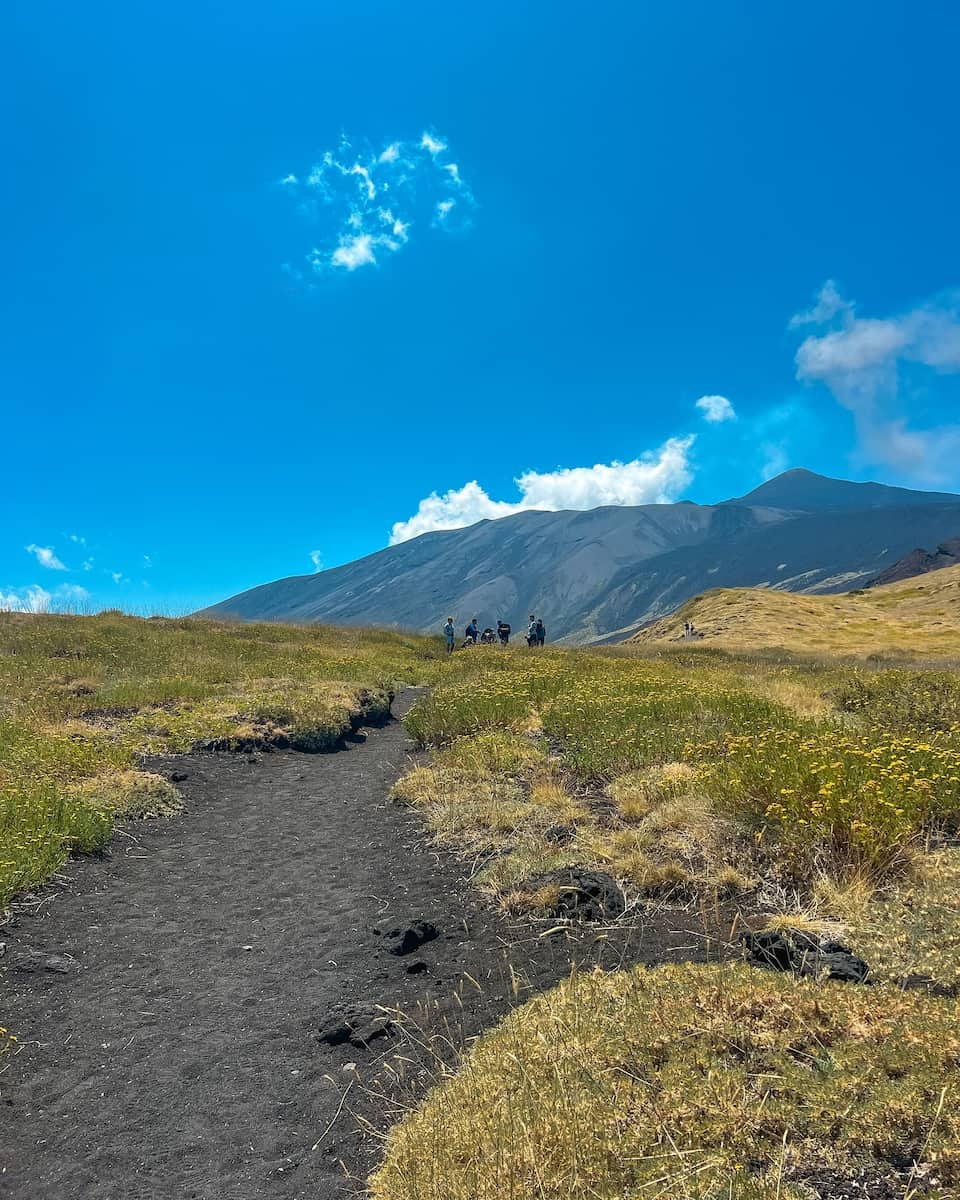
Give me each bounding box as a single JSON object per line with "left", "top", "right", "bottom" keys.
{"left": 0, "top": 611, "right": 444, "bottom": 906}
{"left": 399, "top": 650, "right": 960, "bottom": 897}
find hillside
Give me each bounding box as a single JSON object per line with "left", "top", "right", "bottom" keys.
{"left": 631, "top": 562, "right": 960, "bottom": 657}
{"left": 202, "top": 469, "right": 960, "bottom": 644}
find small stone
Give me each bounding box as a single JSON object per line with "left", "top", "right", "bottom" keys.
{"left": 45, "top": 955, "right": 80, "bottom": 974}
{"left": 383, "top": 921, "right": 439, "bottom": 957}
{"left": 405, "top": 960, "right": 429, "bottom": 975}
{"left": 169, "top": 771, "right": 189, "bottom": 783}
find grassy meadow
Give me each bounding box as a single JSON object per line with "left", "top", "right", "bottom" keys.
{"left": 378, "top": 603, "right": 960, "bottom": 1198}
{"left": 2, "top": 593, "right": 959, "bottom": 1194}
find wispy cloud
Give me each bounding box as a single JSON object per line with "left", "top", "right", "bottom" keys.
{"left": 309, "top": 550, "right": 324, "bottom": 572}
{"left": 67, "top": 533, "right": 86, "bottom": 546}
{"left": 389, "top": 438, "right": 695, "bottom": 544}
{"left": 695, "top": 394, "right": 736, "bottom": 423}
{"left": 25, "top": 544, "right": 67, "bottom": 571}
{"left": 281, "top": 131, "right": 475, "bottom": 278}
{"left": 792, "top": 282, "right": 960, "bottom": 482}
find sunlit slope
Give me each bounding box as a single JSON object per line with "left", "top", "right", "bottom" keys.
{"left": 631, "top": 563, "right": 960, "bottom": 656}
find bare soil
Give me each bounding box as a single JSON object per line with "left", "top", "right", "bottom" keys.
{"left": 1, "top": 691, "right": 742, "bottom": 1200}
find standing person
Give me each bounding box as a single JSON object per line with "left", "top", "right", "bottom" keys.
{"left": 466, "top": 616, "right": 480, "bottom": 645}
{"left": 497, "top": 619, "right": 511, "bottom": 645}
{"left": 527, "top": 614, "right": 538, "bottom": 647}
{"left": 443, "top": 616, "right": 455, "bottom": 654}
{"left": 536, "top": 617, "right": 546, "bottom": 647}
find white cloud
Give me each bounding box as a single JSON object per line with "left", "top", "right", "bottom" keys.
{"left": 284, "top": 129, "right": 475, "bottom": 278}
{"left": 0, "top": 583, "right": 88, "bottom": 613}
{"left": 309, "top": 549, "right": 323, "bottom": 572}
{"left": 695, "top": 394, "right": 736, "bottom": 423}
{"left": 420, "top": 132, "right": 447, "bottom": 155}
{"left": 25, "top": 544, "right": 67, "bottom": 570}
{"left": 389, "top": 437, "right": 695, "bottom": 544}
{"left": 67, "top": 533, "right": 86, "bottom": 545}
{"left": 110, "top": 571, "right": 127, "bottom": 584}
{"left": 330, "top": 234, "right": 377, "bottom": 271}
{"left": 82, "top": 558, "right": 94, "bottom": 571}
{"left": 789, "top": 279, "right": 850, "bottom": 328}
{"left": 793, "top": 283, "right": 960, "bottom": 482}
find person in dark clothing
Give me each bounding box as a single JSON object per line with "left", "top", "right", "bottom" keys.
{"left": 535, "top": 618, "right": 546, "bottom": 647}
{"left": 465, "top": 617, "right": 479, "bottom": 645}
{"left": 526, "top": 614, "right": 537, "bottom": 646}
{"left": 497, "top": 620, "right": 511, "bottom": 645}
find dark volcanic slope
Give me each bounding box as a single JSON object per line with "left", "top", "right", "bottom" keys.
{"left": 867, "top": 535, "right": 960, "bottom": 587}
{"left": 202, "top": 470, "right": 960, "bottom": 643}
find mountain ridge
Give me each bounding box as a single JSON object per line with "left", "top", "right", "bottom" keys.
{"left": 200, "top": 471, "right": 960, "bottom": 643}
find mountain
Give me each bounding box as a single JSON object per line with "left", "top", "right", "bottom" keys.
{"left": 729, "top": 467, "right": 960, "bottom": 513}
{"left": 201, "top": 470, "right": 960, "bottom": 644}
{"left": 631, "top": 563, "right": 960, "bottom": 659}
{"left": 866, "top": 536, "right": 960, "bottom": 587}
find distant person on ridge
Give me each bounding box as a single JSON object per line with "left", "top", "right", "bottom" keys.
{"left": 536, "top": 618, "right": 546, "bottom": 647}
{"left": 497, "top": 619, "right": 511, "bottom": 645}
{"left": 443, "top": 617, "right": 455, "bottom": 654}
{"left": 527, "top": 614, "right": 538, "bottom": 647}
{"left": 466, "top": 617, "right": 480, "bottom": 645}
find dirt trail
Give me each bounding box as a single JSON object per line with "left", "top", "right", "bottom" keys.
{"left": 1, "top": 691, "right": 737, "bottom": 1200}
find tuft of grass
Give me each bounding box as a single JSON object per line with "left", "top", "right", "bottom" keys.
{"left": 72, "top": 770, "right": 183, "bottom": 819}
{"left": 370, "top": 961, "right": 960, "bottom": 1200}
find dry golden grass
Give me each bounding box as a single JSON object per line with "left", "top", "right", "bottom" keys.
{"left": 370, "top": 962, "right": 960, "bottom": 1200}
{"left": 632, "top": 563, "right": 960, "bottom": 658}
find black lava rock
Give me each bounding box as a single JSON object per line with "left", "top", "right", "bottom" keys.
{"left": 315, "top": 1005, "right": 395, "bottom": 1049}
{"left": 544, "top": 824, "right": 576, "bottom": 846}
{"left": 522, "top": 868, "right": 625, "bottom": 923}
{"left": 900, "top": 973, "right": 958, "bottom": 998}
{"left": 383, "top": 921, "right": 439, "bottom": 957}
{"left": 742, "top": 929, "right": 869, "bottom": 984}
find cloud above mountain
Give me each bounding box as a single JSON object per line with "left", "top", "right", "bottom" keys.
{"left": 695, "top": 394, "right": 736, "bottom": 423}
{"left": 389, "top": 437, "right": 694, "bottom": 543}
{"left": 793, "top": 281, "right": 960, "bottom": 483}
{"left": 281, "top": 131, "right": 475, "bottom": 279}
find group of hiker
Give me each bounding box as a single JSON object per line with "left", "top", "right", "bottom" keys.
{"left": 443, "top": 614, "right": 546, "bottom": 653}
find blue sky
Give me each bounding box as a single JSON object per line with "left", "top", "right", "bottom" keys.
{"left": 4, "top": 1, "right": 960, "bottom": 613}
